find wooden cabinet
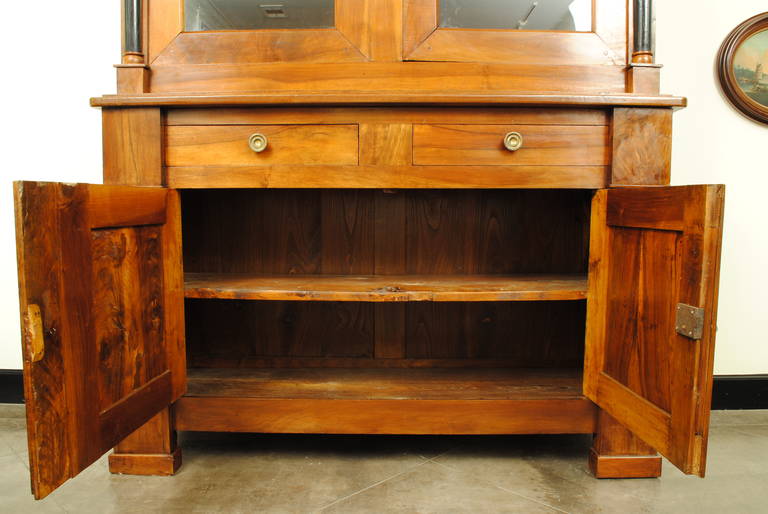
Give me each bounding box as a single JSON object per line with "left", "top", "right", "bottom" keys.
{"left": 16, "top": 0, "right": 724, "bottom": 501}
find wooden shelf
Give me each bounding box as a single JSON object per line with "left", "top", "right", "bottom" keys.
{"left": 176, "top": 367, "right": 595, "bottom": 434}
{"left": 184, "top": 273, "right": 587, "bottom": 302}
{"left": 185, "top": 367, "right": 584, "bottom": 401}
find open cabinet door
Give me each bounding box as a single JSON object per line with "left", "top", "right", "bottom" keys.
{"left": 584, "top": 185, "right": 725, "bottom": 476}
{"left": 14, "top": 182, "right": 185, "bottom": 499}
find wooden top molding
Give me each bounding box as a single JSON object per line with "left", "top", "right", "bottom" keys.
{"left": 91, "top": 91, "right": 687, "bottom": 108}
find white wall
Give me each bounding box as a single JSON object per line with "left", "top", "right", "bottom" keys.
{"left": 0, "top": 2, "right": 765, "bottom": 375}
{"left": 0, "top": 2, "right": 117, "bottom": 368}
{"left": 656, "top": 1, "right": 768, "bottom": 374}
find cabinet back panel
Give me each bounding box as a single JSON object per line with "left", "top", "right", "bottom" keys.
{"left": 181, "top": 189, "right": 591, "bottom": 275}
{"left": 185, "top": 299, "right": 585, "bottom": 368}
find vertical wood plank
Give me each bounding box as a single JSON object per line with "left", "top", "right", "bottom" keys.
{"left": 373, "top": 188, "right": 407, "bottom": 359}
{"left": 360, "top": 124, "right": 412, "bottom": 165}
{"left": 404, "top": 0, "right": 437, "bottom": 57}
{"left": 14, "top": 182, "right": 72, "bottom": 499}
{"left": 163, "top": 190, "right": 187, "bottom": 399}
{"left": 584, "top": 189, "right": 608, "bottom": 399}
{"left": 321, "top": 190, "right": 375, "bottom": 274}
{"left": 369, "top": 0, "right": 403, "bottom": 61}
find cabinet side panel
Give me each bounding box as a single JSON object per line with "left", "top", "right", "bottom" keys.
{"left": 102, "top": 108, "right": 163, "bottom": 186}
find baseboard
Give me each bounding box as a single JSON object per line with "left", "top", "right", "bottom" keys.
{"left": 711, "top": 375, "right": 768, "bottom": 410}
{"left": 0, "top": 370, "right": 24, "bottom": 404}
{"left": 0, "top": 370, "right": 766, "bottom": 409}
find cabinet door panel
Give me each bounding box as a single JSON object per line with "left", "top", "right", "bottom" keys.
{"left": 14, "top": 182, "right": 185, "bottom": 499}
{"left": 585, "top": 185, "right": 724, "bottom": 476}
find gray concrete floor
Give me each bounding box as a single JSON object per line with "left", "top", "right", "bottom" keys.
{"left": 1, "top": 405, "right": 767, "bottom": 513}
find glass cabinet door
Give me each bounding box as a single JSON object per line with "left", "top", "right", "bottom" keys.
{"left": 148, "top": 0, "right": 368, "bottom": 66}
{"left": 439, "top": 0, "right": 592, "bottom": 32}
{"left": 185, "top": 0, "right": 335, "bottom": 31}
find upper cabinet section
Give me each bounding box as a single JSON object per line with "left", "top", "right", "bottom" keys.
{"left": 116, "top": 0, "right": 658, "bottom": 96}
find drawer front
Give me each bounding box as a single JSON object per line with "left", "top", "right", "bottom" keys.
{"left": 166, "top": 125, "right": 359, "bottom": 166}
{"left": 413, "top": 124, "right": 609, "bottom": 166}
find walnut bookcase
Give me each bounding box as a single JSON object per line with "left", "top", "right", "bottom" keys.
{"left": 14, "top": 0, "right": 725, "bottom": 500}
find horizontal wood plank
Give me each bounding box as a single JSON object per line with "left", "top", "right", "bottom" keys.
{"left": 175, "top": 396, "right": 597, "bottom": 434}
{"left": 165, "top": 107, "right": 610, "bottom": 126}
{"left": 184, "top": 273, "right": 588, "bottom": 302}
{"left": 87, "top": 186, "right": 167, "bottom": 229}
{"left": 167, "top": 165, "right": 608, "bottom": 189}
{"left": 185, "top": 368, "right": 584, "bottom": 400}
{"left": 607, "top": 186, "right": 687, "bottom": 231}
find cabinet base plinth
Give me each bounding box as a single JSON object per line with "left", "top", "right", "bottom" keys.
{"left": 588, "top": 448, "right": 662, "bottom": 478}
{"left": 109, "top": 447, "right": 182, "bottom": 476}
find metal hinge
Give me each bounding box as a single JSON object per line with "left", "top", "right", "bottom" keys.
{"left": 676, "top": 303, "right": 704, "bottom": 340}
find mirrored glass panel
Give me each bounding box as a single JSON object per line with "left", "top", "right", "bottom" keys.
{"left": 185, "top": 0, "right": 335, "bottom": 31}
{"left": 439, "top": 0, "right": 592, "bottom": 32}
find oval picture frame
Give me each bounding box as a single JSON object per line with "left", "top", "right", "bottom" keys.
{"left": 717, "top": 12, "right": 768, "bottom": 124}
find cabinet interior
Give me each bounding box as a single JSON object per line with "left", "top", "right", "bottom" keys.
{"left": 180, "top": 188, "right": 592, "bottom": 401}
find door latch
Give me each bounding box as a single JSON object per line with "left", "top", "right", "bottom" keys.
{"left": 675, "top": 303, "right": 704, "bottom": 340}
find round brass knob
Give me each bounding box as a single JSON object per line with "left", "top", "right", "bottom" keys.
{"left": 503, "top": 132, "right": 523, "bottom": 152}
{"left": 248, "top": 133, "right": 268, "bottom": 153}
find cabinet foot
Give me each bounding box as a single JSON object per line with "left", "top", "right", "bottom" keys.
{"left": 588, "top": 448, "right": 661, "bottom": 478}
{"left": 589, "top": 409, "right": 661, "bottom": 479}
{"left": 109, "top": 447, "right": 182, "bottom": 476}
{"left": 108, "top": 408, "right": 181, "bottom": 476}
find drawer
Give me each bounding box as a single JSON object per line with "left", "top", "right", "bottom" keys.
{"left": 165, "top": 125, "right": 359, "bottom": 166}
{"left": 413, "top": 124, "right": 609, "bottom": 166}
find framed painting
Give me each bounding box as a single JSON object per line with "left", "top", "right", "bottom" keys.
{"left": 718, "top": 12, "right": 768, "bottom": 124}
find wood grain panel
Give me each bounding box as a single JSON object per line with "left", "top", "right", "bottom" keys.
{"left": 359, "top": 124, "right": 412, "bottom": 165}
{"left": 406, "top": 301, "right": 585, "bottom": 363}
{"left": 102, "top": 108, "right": 163, "bottom": 186}
{"left": 165, "top": 125, "right": 359, "bottom": 166}
{"left": 92, "top": 227, "right": 165, "bottom": 410}
{"left": 413, "top": 124, "right": 609, "bottom": 166}
{"left": 185, "top": 300, "right": 374, "bottom": 361}
{"left": 407, "top": 30, "right": 618, "bottom": 65}
{"left": 603, "top": 228, "right": 677, "bottom": 411}
{"left": 147, "top": 62, "right": 627, "bottom": 94}
{"left": 611, "top": 108, "right": 672, "bottom": 185}
{"left": 154, "top": 31, "right": 367, "bottom": 65}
